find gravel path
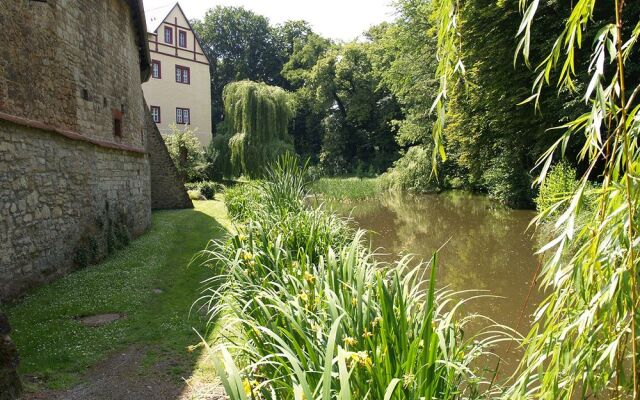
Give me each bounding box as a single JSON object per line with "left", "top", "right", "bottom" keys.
{"left": 22, "top": 345, "right": 227, "bottom": 400}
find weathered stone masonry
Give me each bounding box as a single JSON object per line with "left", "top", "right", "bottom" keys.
{"left": 0, "top": 120, "right": 151, "bottom": 299}
{"left": 0, "top": 0, "right": 154, "bottom": 301}
{"left": 0, "top": 1, "right": 190, "bottom": 395}
{"left": 145, "top": 100, "right": 193, "bottom": 210}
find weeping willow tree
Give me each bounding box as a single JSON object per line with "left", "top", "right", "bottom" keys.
{"left": 215, "top": 81, "right": 295, "bottom": 178}
{"left": 431, "top": 0, "right": 640, "bottom": 398}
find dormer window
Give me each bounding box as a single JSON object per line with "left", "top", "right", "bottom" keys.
{"left": 164, "top": 26, "right": 173, "bottom": 44}
{"left": 178, "top": 30, "right": 187, "bottom": 48}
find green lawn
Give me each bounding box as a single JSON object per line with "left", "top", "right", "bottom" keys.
{"left": 5, "top": 200, "right": 231, "bottom": 391}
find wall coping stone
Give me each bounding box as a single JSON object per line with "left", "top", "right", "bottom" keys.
{"left": 0, "top": 111, "right": 146, "bottom": 155}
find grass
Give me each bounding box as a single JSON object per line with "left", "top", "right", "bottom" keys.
{"left": 310, "top": 177, "right": 382, "bottom": 200}
{"left": 5, "top": 200, "right": 232, "bottom": 391}
{"left": 201, "top": 157, "right": 508, "bottom": 399}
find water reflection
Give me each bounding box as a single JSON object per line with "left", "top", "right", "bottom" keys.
{"left": 321, "top": 191, "right": 544, "bottom": 372}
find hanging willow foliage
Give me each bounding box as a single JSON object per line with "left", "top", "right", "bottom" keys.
{"left": 431, "top": 0, "right": 640, "bottom": 398}
{"left": 217, "top": 80, "right": 295, "bottom": 178}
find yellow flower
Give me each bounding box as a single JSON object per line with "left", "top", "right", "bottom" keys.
{"left": 351, "top": 297, "right": 357, "bottom": 306}
{"left": 349, "top": 351, "right": 372, "bottom": 368}
{"left": 248, "top": 260, "right": 256, "bottom": 267}
{"left": 362, "top": 330, "right": 373, "bottom": 339}
{"left": 243, "top": 251, "right": 254, "bottom": 261}
{"left": 243, "top": 379, "right": 260, "bottom": 397}
{"left": 238, "top": 234, "right": 247, "bottom": 241}
{"left": 356, "top": 351, "right": 372, "bottom": 368}
{"left": 299, "top": 292, "right": 309, "bottom": 303}
{"left": 403, "top": 373, "right": 415, "bottom": 389}
{"left": 186, "top": 345, "right": 197, "bottom": 353}
{"left": 304, "top": 272, "right": 316, "bottom": 284}
{"left": 343, "top": 336, "right": 358, "bottom": 347}
{"left": 371, "top": 316, "right": 383, "bottom": 328}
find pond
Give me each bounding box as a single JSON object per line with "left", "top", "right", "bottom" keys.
{"left": 321, "top": 191, "right": 544, "bottom": 374}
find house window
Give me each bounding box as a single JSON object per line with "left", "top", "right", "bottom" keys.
{"left": 151, "top": 60, "right": 161, "bottom": 79}
{"left": 150, "top": 106, "right": 161, "bottom": 123}
{"left": 176, "top": 108, "right": 190, "bottom": 125}
{"left": 178, "top": 30, "right": 187, "bottom": 48}
{"left": 164, "top": 26, "right": 173, "bottom": 44}
{"left": 175, "top": 65, "right": 190, "bottom": 84}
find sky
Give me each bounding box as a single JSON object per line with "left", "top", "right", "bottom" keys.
{"left": 142, "top": 0, "right": 396, "bottom": 41}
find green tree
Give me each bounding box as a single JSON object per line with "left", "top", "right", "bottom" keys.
{"left": 367, "top": 5, "right": 443, "bottom": 190}
{"left": 281, "top": 33, "right": 332, "bottom": 161}
{"left": 192, "top": 7, "right": 284, "bottom": 134}
{"left": 285, "top": 39, "right": 402, "bottom": 174}
{"left": 214, "top": 81, "right": 295, "bottom": 178}
{"left": 430, "top": 0, "right": 640, "bottom": 397}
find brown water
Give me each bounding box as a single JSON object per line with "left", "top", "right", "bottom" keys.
{"left": 323, "top": 191, "right": 544, "bottom": 373}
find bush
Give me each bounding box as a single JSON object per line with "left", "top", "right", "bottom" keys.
{"left": 380, "top": 146, "right": 441, "bottom": 193}
{"left": 481, "top": 153, "right": 534, "bottom": 208}
{"left": 535, "top": 161, "right": 597, "bottom": 218}
{"left": 187, "top": 189, "right": 202, "bottom": 200}
{"left": 535, "top": 161, "right": 579, "bottom": 212}
{"left": 223, "top": 183, "right": 264, "bottom": 222}
{"left": 202, "top": 143, "right": 223, "bottom": 181}
{"left": 185, "top": 181, "right": 224, "bottom": 200}
{"left": 163, "top": 124, "right": 208, "bottom": 182}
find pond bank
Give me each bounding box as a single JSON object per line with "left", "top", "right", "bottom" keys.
{"left": 6, "top": 200, "right": 231, "bottom": 399}
{"left": 323, "top": 191, "right": 543, "bottom": 372}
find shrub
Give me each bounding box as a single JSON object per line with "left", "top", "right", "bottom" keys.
{"left": 535, "top": 161, "right": 580, "bottom": 213}
{"left": 199, "top": 156, "right": 506, "bottom": 399}
{"left": 187, "top": 189, "right": 202, "bottom": 200}
{"left": 223, "top": 183, "right": 264, "bottom": 222}
{"left": 185, "top": 181, "right": 224, "bottom": 200}
{"left": 202, "top": 143, "right": 223, "bottom": 181}
{"left": 482, "top": 152, "right": 534, "bottom": 208}
{"left": 380, "top": 146, "right": 441, "bottom": 193}
{"left": 163, "top": 124, "right": 207, "bottom": 182}
{"left": 534, "top": 161, "right": 598, "bottom": 226}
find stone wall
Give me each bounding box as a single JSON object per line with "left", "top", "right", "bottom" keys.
{"left": 0, "top": 312, "right": 21, "bottom": 400}
{"left": 0, "top": 0, "right": 153, "bottom": 301}
{"left": 0, "top": 120, "right": 151, "bottom": 300}
{"left": 146, "top": 102, "right": 193, "bottom": 210}
{"left": 0, "top": 0, "right": 147, "bottom": 149}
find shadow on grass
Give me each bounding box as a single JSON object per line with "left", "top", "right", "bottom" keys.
{"left": 5, "top": 201, "right": 230, "bottom": 399}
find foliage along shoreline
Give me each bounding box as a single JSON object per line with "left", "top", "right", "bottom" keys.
{"left": 199, "top": 156, "right": 510, "bottom": 399}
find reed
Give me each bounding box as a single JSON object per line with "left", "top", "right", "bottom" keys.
{"left": 310, "top": 177, "right": 382, "bottom": 201}
{"left": 199, "top": 156, "right": 507, "bottom": 399}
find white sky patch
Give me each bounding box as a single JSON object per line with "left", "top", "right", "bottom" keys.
{"left": 142, "top": 0, "right": 396, "bottom": 41}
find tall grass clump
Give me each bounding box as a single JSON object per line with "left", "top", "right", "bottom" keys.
{"left": 310, "top": 177, "right": 382, "bottom": 201}
{"left": 198, "top": 156, "right": 508, "bottom": 399}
